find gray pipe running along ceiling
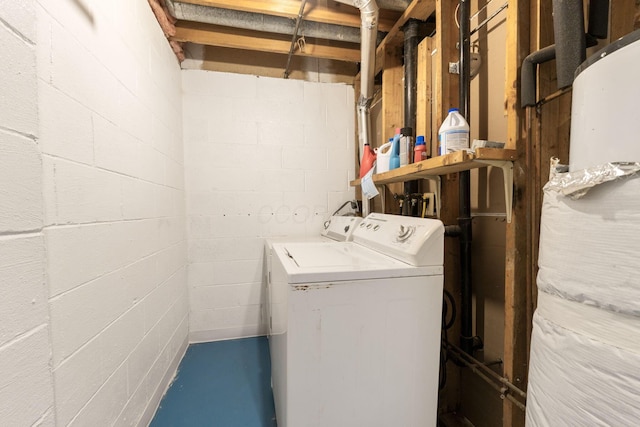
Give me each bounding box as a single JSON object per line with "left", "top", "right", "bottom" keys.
{"left": 164, "top": 0, "right": 404, "bottom": 44}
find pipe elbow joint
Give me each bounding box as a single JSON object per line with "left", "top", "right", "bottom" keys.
{"left": 354, "top": 0, "right": 379, "bottom": 13}
{"left": 520, "top": 44, "right": 556, "bottom": 108}
{"left": 358, "top": 3, "right": 379, "bottom": 30}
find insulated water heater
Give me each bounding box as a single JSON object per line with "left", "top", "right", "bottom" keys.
{"left": 569, "top": 30, "right": 640, "bottom": 171}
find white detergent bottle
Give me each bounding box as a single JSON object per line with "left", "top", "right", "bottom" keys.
{"left": 374, "top": 140, "right": 393, "bottom": 173}
{"left": 438, "top": 108, "right": 469, "bottom": 155}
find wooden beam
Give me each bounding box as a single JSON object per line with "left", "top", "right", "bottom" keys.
{"left": 433, "top": 0, "right": 457, "bottom": 148}
{"left": 149, "top": 0, "right": 176, "bottom": 37}
{"left": 433, "top": 0, "right": 462, "bottom": 415}
{"left": 610, "top": 0, "right": 636, "bottom": 40}
{"left": 381, "top": 43, "right": 404, "bottom": 214}
{"left": 416, "top": 36, "right": 433, "bottom": 156}
{"left": 173, "top": 20, "right": 361, "bottom": 62}
{"left": 178, "top": 0, "right": 401, "bottom": 32}
{"left": 198, "top": 45, "right": 357, "bottom": 80}
{"left": 375, "top": 0, "right": 436, "bottom": 75}
{"left": 503, "top": 0, "right": 531, "bottom": 425}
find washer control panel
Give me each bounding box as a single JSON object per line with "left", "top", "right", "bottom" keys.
{"left": 353, "top": 213, "right": 444, "bottom": 266}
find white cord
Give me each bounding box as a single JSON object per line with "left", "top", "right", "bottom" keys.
{"left": 297, "top": 36, "right": 306, "bottom": 53}
{"left": 454, "top": 3, "right": 460, "bottom": 28}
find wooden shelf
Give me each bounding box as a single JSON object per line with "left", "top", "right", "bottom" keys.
{"left": 351, "top": 147, "right": 517, "bottom": 222}
{"left": 350, "top": 147, "right": 517, "bottom": 186}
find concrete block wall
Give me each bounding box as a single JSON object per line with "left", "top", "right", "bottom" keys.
{"left": 0, "top": 1, "right": 55, "bottom": 425}
{"left": 34, "top": 0, "right": 187, "bottom": 425}
{"left": 183, "top": 70, "right": 356, "bottom": 342}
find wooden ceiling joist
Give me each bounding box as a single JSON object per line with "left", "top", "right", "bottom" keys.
{"left": 374, "top": 0, "right": 436, "bottom": 74}
{"left": 173, "top": 20, "right": 362, "bottom": 62}
{"left": 178, "top": 0, "right": 402, "bottom": 32}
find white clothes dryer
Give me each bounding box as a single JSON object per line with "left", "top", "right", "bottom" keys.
{"left": 262, "top": 215, "right": 362, "bottom": 336}
{"left": 269, "top": 213, "right": 444, "bottom": 427}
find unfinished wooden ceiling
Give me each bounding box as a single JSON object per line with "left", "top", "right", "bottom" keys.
{"left": 151, "top": 0, "right": 436, "bottom": 73}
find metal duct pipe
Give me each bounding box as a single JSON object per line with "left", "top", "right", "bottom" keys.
{"left": 335, "top": 0, "right": 379, "bottom": 154}
{"left": 458, "top": 0, "right": 474, "bottom": 355}
{"left": 333, "top": 0, "right": 378, "bottom": 217}
{"left": 165, "top": 0, "right": 379, "bottom": 45}
{"left": 552, "top": 0, "right": 586, "bottom": 89}
{"left": 351, "top": 0, "right": 380, "bottom": 104}
{"left": 376, "top": 0, "right": 411, "bottom": 11}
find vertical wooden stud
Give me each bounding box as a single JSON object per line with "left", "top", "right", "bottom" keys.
{"left": 504, "top": 0, "right": 530, "bottom": 426}
{"left": 381, "top": 44, "right": 405, "bottom": 213}
{"left": 434, "top": 0, "right": 463, "bottom": 416}
{"left": 417, "top": 37, "right": 433, "bottom": 156}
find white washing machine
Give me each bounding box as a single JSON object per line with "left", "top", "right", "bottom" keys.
{"left": 269, "top": 213, "right": 444, "bottom": 427}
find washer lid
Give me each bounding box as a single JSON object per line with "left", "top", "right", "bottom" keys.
{"left": 273, "top": 242, "right": 443, "bottom": 284}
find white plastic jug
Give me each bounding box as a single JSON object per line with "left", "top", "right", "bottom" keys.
{"left": 375, "top": 141, "right": 393, "bottom": 173}
{"left": 438, "top": 108, "right": 469, "bottom": 155}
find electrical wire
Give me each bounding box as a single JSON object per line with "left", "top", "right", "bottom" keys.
{"left": 443, "top": 289, "right": 456, "bottom": 330}
{"left": 439, "top": 289, "right": 457, "bottom": 390}
{"left": 455, "top": 0, "right": 508, "bottom": 34}
{"left": 470, "top": 0, "right": 495, "bottom": 21}
{"left": 454, "top": 3, "right": 460, "bottom": 29}
{"left": 470, "top": 2, "right": 508, "bottom": 37}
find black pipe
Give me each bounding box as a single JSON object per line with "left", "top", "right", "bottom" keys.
{"left": 444, "top": 225, "right": 462, "bottom": 237}
{"left": 403, "top": 19, "right": 420, "bottom": 215}
{"left": 521, "top": 0, "right": 608, "bottom": 107}
{"left": 404, "top": 19, "right": 419, "bottom": 133}
{"left": 552, "top": 0, "right": 586, "bottom": 89}
{"left": 458, "top": 0, "right": 473, "bottom": 355}
{"left": 588, "top": 0, "right": 609, "bottom": 40}
{"left": 459, "top": 1, "right": 471, "bottom": 120}
{"left": 458, "top": 172, "right": 473, "bottom": 354}
{"left": 520, "top": 45, "right": 557, "bottom": 107}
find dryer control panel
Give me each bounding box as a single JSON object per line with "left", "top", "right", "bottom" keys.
{"left": 352, "top": 213, "right": 444, "bottom": 266}
{"left": 321, "top": 215, "right": 362, "bottom": 242}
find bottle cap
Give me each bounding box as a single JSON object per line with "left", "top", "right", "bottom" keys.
{"left": 401, "top": 127, "right": 413, "bottom": 136}
{"left": 395, "top": 127, "right": 401, "bottom": 135}
{"left": 448, "top": 108, "right": 459, "bottom": 113}
{"left": 416, "top": 135, "right": 425, "bottom": 145}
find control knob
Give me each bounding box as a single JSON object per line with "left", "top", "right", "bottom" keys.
{"left": 396, "top": 225, "right": 415, "bottom": 241}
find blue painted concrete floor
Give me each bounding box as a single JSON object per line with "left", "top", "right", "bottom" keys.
{"left": 150, "top": 337, "right": 277, "bottom": 427}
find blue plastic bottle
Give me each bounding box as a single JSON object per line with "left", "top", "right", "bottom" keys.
{"left": 389, "top": 128, "right": 401, "bottom": 170}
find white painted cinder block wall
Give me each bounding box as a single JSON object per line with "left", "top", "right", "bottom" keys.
{"left": 2, "top": 1, "right": 357, "bottom": 423}
{"left": 0, "top": 1, "right": 55, "bottom": 425}
{"left": 183, "top": 70, "right": 356, "bottom": 342}
{"left": 0, "top": 0, "right": 187, "bottom": 425}
{"left": 37, "top": 0, "right": 189, "bottom": 424}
